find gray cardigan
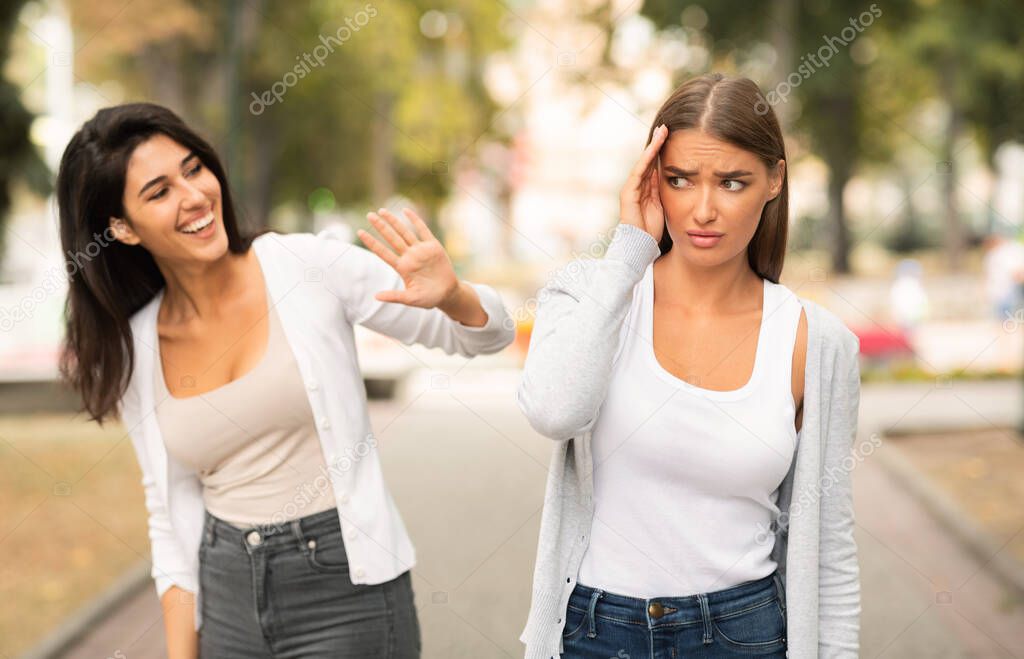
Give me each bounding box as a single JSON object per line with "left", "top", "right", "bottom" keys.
{"left": 517, "top": 223, "right": 861, "bottom": 658}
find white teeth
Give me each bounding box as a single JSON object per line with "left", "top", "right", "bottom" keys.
{"left": 180, "top": 211, "right": 214, "bottom": 234}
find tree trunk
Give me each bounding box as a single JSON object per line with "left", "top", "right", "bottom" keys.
{"left": 139, "top": 42, "right": 186, "bottom": 114}
{"left": 769, "top": 0, "right": 798, "bottom": 128}
{"left": 939, "top": 59, "right": 965, "bottom": 270}
{"left": 827, "top": 161, "right": 851, "bottom": 273}
{"left": 822, "top": 94, "right": 855, "bottom": 274}
{"left": 370, "top": 91, "right": 396, "bottom": 202}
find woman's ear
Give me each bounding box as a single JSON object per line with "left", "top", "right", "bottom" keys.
{"left": 109, "top": 217, "right": 141, "bottom": 245}
{"left": 767, "top": 159, "right": 786, "bottom": 201}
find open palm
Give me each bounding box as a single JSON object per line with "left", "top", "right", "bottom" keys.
{"left": 357, "top": 207, "right": 459, "bottom": 309}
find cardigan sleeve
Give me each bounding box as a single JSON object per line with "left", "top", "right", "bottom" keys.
{"left": 818, "top": 335, "right": 862, "bottom": 657}
{"left": 119, "top": 385, "right": 195, "bottom": 599}
{"left": 318, "top": 231, "right": 514, "bottom": 357}
{"left": 517, "top": 223, "right": 660, "bottom": 440}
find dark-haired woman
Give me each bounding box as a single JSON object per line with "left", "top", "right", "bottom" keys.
{"left": 518, "top": 74, "right": 861, "bottom": 658}
{"left": 57, "top": 103, "right": 514, "bottom": 658}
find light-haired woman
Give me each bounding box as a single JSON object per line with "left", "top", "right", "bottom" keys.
{"left": 518, "top": 73, "right": 861, "bottom": 659}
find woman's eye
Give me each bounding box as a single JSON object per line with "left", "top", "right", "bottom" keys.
{"left": 186, "top": 162, "right": 202, "bottom": 177}
{"left": 667, "top": 177, "right": 688, "bottom": 189}
{"left": 150, "top": 188, "right": 167, "bottom": 201}
{"left": 722, "top": 179, "right": 746, "bottom": 191}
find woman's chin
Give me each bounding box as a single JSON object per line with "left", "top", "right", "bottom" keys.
{"left": 181, "top": 226, "right": 230, "bottom": 261}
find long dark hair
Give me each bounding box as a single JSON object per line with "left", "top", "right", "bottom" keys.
{"left": 57, "top": 103, "right": 259, "bottom": 424}
{"left": 644, "top": 73, "right": 789, "bottom": 283}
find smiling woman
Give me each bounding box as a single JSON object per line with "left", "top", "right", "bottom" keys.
{"left": 55, "top": 102, "right": 514, "bottom": 659}
{"left": 56, "top": 104, "right": 258, "bottom": 424}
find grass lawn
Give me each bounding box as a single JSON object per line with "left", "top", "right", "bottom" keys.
{"left": 0, "top": 413, "right": 149, "bottom": 658}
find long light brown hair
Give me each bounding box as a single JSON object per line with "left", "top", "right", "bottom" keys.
{"left": 644, "top": 73, "right": 789, "bottom": 283}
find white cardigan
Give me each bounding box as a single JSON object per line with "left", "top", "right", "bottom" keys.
{"left": 517, "top": 224, "right": 862, "bottom": 658}
{"left": 117, "top": 230, "right": 515, "bottom": 630}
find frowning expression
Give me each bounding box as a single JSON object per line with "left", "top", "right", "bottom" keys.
{"left": 658, "top": 129, "right": 784, "bottom": 267}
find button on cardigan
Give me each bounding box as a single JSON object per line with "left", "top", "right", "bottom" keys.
{"left": 517, "top": 223, "right": 862, "bottom": 659}
{"left": 117, "top": 229, "right": 515, "bottom": 631}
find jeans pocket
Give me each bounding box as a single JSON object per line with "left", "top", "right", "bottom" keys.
{"left": 302, "top": 528, "right": 349, "bottom": 573}
{"left": 711, "top": 596, "right": 786, "bottom": 655}
{"left": 561, "top": 603, "right": 589, "bottom": 641}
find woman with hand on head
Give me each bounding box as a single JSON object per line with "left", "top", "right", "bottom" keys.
{"left": 518, "top": 73, "right": 861, "bottom": 659}
{"left": 56, "top": 103, "right": 514, "bottom": 658}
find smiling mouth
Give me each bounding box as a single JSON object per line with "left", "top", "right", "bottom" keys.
{"left": 179, "top": 210, "right": 214, "bottom": 234}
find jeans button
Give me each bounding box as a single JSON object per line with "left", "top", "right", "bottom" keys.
{"left": 246, "top": 530, "right": 262, "bottom": 546}
{"left": 648, "top": 601, "right": 664, "bottom": 619}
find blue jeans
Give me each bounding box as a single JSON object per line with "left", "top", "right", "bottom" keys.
{"left": 198, "top": 507, "right": 420, "bottom": 658}
{"left": 560, "top": 572, "right": 787, "bottom": 658}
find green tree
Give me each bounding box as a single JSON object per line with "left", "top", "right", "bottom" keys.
{"left": 890, "top": 0, "right": 1024, "bottom": 259}
{"left": 642, "top": 0, "right": 905, "bottom": 273}
{"left": 0, "top": 0, "right": 51, "bottom": 267}
{"left": 66, "top": 0, "right": 508, "bottom": 233}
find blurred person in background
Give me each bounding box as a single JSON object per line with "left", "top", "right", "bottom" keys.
{"left": 983, "top": 232, "right": 1024, "bottom": 322}
{"left": 55, "top": 103, "right": 514, "bottom": 658}
{"left": 517, "top": 74, "right": 861, "bottom": 659}
{"left": 889, "top": 258, "right": 929, "bottom": 334}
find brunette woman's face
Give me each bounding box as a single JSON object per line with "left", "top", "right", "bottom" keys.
{"left": 110, "top": 134, "right": 227, "bottom": 263}
{"left": 657, "top": 129, "right": 784, "bottom": 269}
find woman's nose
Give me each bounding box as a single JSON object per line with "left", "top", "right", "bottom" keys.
{"left": 694, "top": 187, "right": 717, "bottom": 223}
{"left": 181, "top": 181, "right": 208, "bottom": 208}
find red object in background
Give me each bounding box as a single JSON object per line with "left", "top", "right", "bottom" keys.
{"left": 852, "top": 325, "right": 914, "bottom": 358}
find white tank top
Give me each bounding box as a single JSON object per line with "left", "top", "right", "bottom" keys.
{"left": 577, "top": 263, "right": 803, "bottom": 598}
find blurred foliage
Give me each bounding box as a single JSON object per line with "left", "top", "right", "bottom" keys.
{"left": 0, "top": 0, "right": 51, "bottom": 260}
{"left": 642, "top": 0, "right": 1024, "bottom": 272}
{"left": 63, "top": 0, "right": 510, "bottom": 231}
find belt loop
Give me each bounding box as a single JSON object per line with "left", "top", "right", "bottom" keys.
{"left": 697, "top": 593, "right": 712, "bottom": 645}
{"left": 290, "top": 517, "right": 304, "bottom": 549}
{"left": 204, "top": 513, "right": 216, "bottom": 547}
{"left": 586, "top": 588, "right": 603, "bottom": 638}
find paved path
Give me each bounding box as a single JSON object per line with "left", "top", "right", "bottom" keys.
{"left": 50, "top": 375, "right": 1024, "bottom": 658}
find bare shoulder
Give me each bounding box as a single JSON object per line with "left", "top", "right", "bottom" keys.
{"left": 792, "top": 306, "right": 808, "bottom": 432}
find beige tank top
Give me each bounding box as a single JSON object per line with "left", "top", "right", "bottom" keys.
{"left": 154, "top": 304, "right": 336, "bottom": 528}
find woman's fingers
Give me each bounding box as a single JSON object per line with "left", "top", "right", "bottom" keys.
{"left": 647, "top": 167, "right": 663, "bottom": 210}
{"left": 357, "top": 228, "right": 400, "bottom": 269}
{"left": 374, "top": 289, "right": 412, "bottom": 305}
{"left": 402, "top": 207, "right": 434, "bottom": 242}
{"left": 367, "top": 211, "right": 409, "bottom": 254}
{"left": 628, "top": 124, "right": 669, "bottom": 186}
{"left": 377, "top": 207, "right": 420, "bottom": 246}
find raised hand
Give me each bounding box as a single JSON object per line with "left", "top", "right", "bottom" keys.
{"left": 357, "top": 207, "right": 459, "bottom": 309}
{"left": 619, "top": 123, "right": 669, "bottom": 242}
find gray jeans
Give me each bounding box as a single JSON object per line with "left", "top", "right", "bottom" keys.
{"left": 198, "top": 507, "right": 421, "bottom": 658}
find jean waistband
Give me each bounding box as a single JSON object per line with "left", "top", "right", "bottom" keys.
{"left": 569, "top": 571, "right": 782, "bottom": 628}
{"left": 202, "top": 506, "right": 340, "bottom": 549}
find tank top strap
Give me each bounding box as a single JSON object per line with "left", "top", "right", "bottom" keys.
{"left": 756, "top": 280, "right": 804, "bottom": 397}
